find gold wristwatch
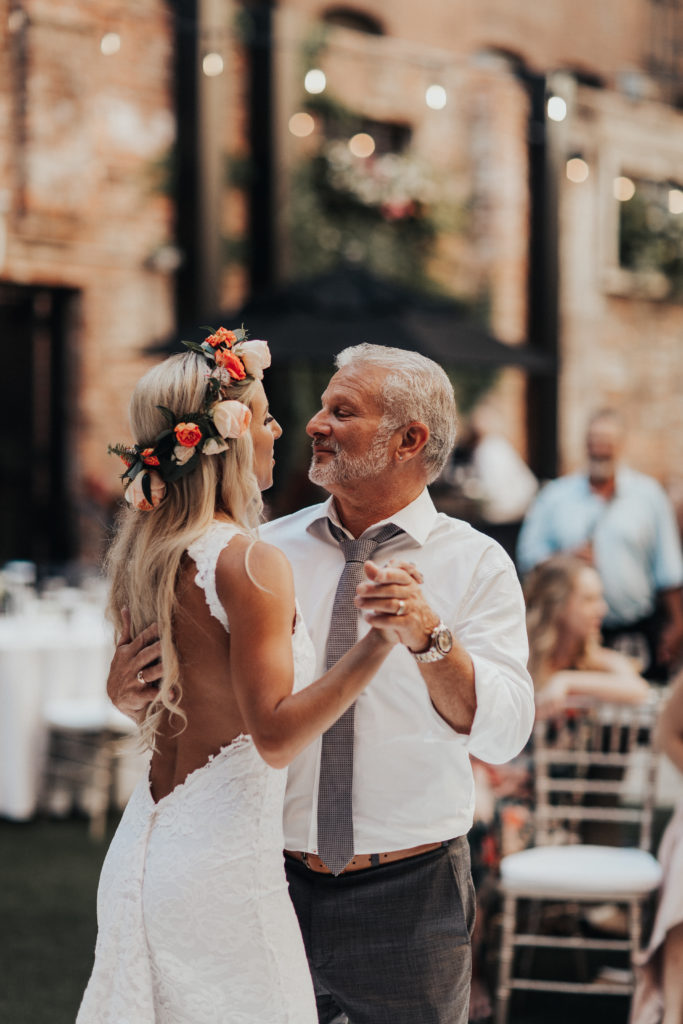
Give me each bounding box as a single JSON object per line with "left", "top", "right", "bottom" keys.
{"left": 411, "top": 621, "right": 453, "bottom": 663}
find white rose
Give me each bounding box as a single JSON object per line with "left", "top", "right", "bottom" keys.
{"left": 202, "top": 437, "right": 229, "bottom": 455}
{"left": 211, "top": 400, "right": 252, "bottom": 439}
{"left": 124, "top": 470, "right": 166, "bottom": 511}
{"left": 173, "top": 444, "right": 196, "bottom": 465}
{"left": 233, "top": 339, "right": 271, "bottom": 380}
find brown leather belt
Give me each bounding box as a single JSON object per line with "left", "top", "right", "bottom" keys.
{"left": 285, "top": 841, "right": 448, "bottom": 874}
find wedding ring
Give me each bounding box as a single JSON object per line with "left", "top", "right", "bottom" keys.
{"left": 136, "top": 670, "right": 146, "bottom": 685}
{"left": 396, "top": 599, "right": 406, "bottom": 616}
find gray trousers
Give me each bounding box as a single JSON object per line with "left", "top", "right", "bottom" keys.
{"left": 285, "top": 836, "right": 475, "bottom": 1024}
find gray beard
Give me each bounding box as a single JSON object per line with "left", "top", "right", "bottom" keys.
{"left": 588, "top": 457, "right": 616, "bottom": 483}
{"left": 308, "top": 426, "right": 393, "bottom": 487}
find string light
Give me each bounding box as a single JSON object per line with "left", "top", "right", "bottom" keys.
{"left": 348, "top": 132, "right": 375, "bottom": 157}
{"left": 202, "top": 52, "right": 224, "bottom": 77}
{"left": 566, "top": 157, "right": 589, "bottom": 183}
{"left": 100, "top": 32, "right": 121, "bottom": 56}
{"left": 425, "top": 84, "right": 447, "bottom": 110}
{"left": 613, "top": 176, "right": 636, "bottom": 201}
{"left": 289, "top": 112, "right": 315, "bottom": 137}
{"left": 547, "top": 96, "right": 567, "bottom": 122}
{"left": 668, "top": 189, "right": 683, "bottom": 214}
{"left": 304, "top": 69, "right": 326, "bottom": 94}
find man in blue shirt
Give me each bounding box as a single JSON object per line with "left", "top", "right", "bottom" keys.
{"left": 517, "top": 409, "right": 683, "bottom": 679}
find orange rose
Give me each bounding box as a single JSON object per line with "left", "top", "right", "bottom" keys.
{"left": 206, "top": 327, "right": 237, "bottom": 349}
{"left": 174, "top": 422, "right": 203, "bottom": 447}
{"left": 214, "top": 348, "right": 247, "bottom": 380}
{"left": 141, "top": 448, "right": 160, "bottom": 466}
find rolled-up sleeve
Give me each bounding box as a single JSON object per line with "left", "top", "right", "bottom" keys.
{"left": 455, "top": 554, "right": 535, "bottom": 763}
{"left": 652, "top": 485, "right": 683, "bottom": 591}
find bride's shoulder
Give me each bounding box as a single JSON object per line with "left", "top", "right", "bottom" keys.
{"left": 215, "top": 535, "right": 294, "bottom": 605}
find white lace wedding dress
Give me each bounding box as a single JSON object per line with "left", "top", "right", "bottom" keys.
{"left": 77, "top": 522, "right": 318, "bottom": 1024}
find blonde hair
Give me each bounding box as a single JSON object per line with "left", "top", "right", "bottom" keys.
{"left": 105, "top": 352, "right": 263, "bottom": 749}
{"left": 524, "top": 555, "right": 592, "bottom": 689}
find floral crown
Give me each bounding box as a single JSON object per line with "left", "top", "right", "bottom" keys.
{"left": 109, "top": 326, "right": 271, "bottom": 511}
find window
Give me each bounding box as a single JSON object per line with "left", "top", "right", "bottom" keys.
{"left": 321, "top": 7, "right": 384, "bottom": 35}
{"left": 618, "top": 176, "right": 683, "bottom": 299}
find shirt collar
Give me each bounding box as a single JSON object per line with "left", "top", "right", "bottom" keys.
{"left": 306, "top": 488, "right": 438, "bottom": 546}
{"left": 582, "top": 462, "right": 629, "bottom": 497}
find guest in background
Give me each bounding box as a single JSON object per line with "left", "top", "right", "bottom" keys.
{"left": 630, "top": 670, "right": 683, "bottom": 1024}
{"left": 525, "top": 554, "right": 652, "bottom": 712}
{"left": 436, "top": 401, "right": 538, "bottom": 560}
{"left": 468, "top": 553, "right": 650, "bottom": 1021}
{"left": 517, "top": 409, "right": 683, "bottom": 680}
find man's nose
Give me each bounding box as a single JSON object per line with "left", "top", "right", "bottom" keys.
{"left": 306, "top": 410, "right": 330, "bottom": 437}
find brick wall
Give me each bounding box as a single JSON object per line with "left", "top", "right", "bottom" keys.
{"left": 1, "top": 1, "right": 176, "bottom": 560}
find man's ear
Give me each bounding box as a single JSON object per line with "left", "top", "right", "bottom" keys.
{"left": 396, "top": 421, "right": 429, "bottom": 462}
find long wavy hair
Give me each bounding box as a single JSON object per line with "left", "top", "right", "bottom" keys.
{"left": 105, "top": 352, "right": 263, "bottom": 749}
{"left": 523, "top": 555, "right": 593, "bottom": 689}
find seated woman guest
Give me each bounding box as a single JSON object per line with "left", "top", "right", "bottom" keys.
{"left": 469, "top": 554, "right": 650, "bottom": 1021}
{"left": 631, "top": 670, "right": 683, "bottom": 1024}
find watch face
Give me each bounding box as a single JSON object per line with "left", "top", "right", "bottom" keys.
{"left": 435, "top": 627, "right": 453, "bottom": 655}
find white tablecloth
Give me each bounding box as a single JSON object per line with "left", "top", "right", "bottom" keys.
{"left": 0, "top": 606, "right": 143, "bottom": 820}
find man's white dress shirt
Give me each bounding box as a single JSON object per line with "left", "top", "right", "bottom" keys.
{"left": 260, "top": 488, "right": 534, "bottom": 854}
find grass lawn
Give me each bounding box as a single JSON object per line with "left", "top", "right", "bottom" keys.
{"left": 0, "top": 812, "right": 636, "bottom": 1023}
{"left": 0, "top": 814, "right": 118, "bottom": 1024}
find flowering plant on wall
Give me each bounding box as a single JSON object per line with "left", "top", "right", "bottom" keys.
{"left": 290, "top": 144, "right": 440, "bottom": 284}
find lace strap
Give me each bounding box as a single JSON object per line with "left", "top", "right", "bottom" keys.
{"left": 186, "top": 522, "right": 245, "bottom": 632}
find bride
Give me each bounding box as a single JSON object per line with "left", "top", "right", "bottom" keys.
{"left": 77, "top": 328, "right": 396, "bottom": 1024}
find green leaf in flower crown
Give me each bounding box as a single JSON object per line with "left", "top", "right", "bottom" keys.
{"left": 156, "top": 405, "right": 176, "bottom": 426}
{"left": 141, "top": 471, "right": 152, "bottom": 505}
{"left": 127, "top": 460, "right": 144, "bottom": 482}
{"left": 182, "top": 340, "right": 209, "bottom": 356}
{"left": 199, "top": 325, "right": 216, "bottom": 334}
{"left": 234, "top": 326, "right": 248, "bottom": 342}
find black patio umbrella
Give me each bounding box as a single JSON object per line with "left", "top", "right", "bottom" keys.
{"left": 152, "top": 264, "right": 555, "bottom": 375}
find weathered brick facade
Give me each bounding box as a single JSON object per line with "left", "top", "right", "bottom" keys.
{"left": 3, "top": 0, "right": 682, "bottom": 563}
{"left": 1, "top": 0, "right": 176, "bottom": 560}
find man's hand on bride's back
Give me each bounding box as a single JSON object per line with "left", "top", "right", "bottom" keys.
{"left": 107, "top": 608, "right": 163, "bottom": 721}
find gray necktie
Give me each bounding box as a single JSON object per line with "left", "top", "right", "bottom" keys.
{"left": 317, "top": 520, "right": 403, "bottom": 874}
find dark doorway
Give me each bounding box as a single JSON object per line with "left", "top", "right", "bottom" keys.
{"left": 1, "top": 283, "right": 78, "bottom": 566}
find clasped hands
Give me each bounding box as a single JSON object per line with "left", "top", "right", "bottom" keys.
{"left": 355, "top": 559, "right": 440, "bottom": 653}
{"left": 107, "top": 561, "right": 440, "bottom": 720}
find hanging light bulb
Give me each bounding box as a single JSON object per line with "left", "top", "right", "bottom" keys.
{"left": 304, "top": 69, "right": 326, "bottom": 94}
{"left": 566, "top": 158, "right": 589, "bottom": 183}
{"left": 547, "top": 95, "right": 567, "bottom": 122}
{"left": 425, "top": 84, "right": 447, "bottom": 110}
{"left": 289, "top": 112, "right": 315, "bottom": 138}
{"left": 613, "top": 176, "right": 636, "bottom": 201}
{"left": 100, "top": 32, "right": 121, "bottom": 56}
{"left": 202, "top": 52, "right": 224, "bottom": 77}
{"left": 349, "top": 133, "right": 375, "bottom": 158}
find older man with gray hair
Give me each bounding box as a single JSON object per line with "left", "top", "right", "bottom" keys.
{"left": 263, "top": 343, "right": 533, "bottom": 1024}
{"left": 109, "top": 343, "right": 533, "bottom": 1024}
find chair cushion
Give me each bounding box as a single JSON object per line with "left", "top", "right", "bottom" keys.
{"left": 500, "top": 844, "right": 662, "bottom": 897}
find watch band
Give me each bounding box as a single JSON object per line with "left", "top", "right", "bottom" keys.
{"left": 411, "top": 621, "right": 452, "bottom": 663}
